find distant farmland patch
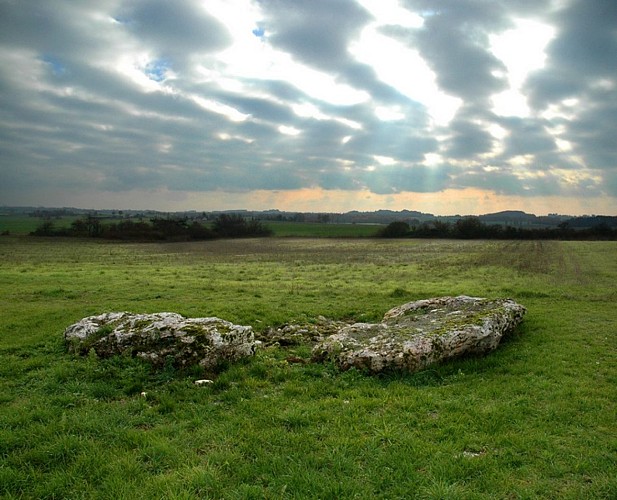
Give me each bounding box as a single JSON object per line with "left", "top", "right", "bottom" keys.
{"left": 267, "top": 221, "right": 383, "bottom": 237}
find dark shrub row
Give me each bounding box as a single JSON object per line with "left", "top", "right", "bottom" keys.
{"left": 378, "top": 216, "right": 617, "bottom": 240}
{"left": 32, "top": 214, "right": 272, "bottom": 241}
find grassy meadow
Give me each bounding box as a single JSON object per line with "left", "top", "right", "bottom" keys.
{"left": 265, "top": 221, "right": 382, "bottom": 238}
{"left": 0, "top": 235, "right": 615, "bottom": 498}
{"left": 0, "top": 215, "right": 78, "bottom": 235}
{"left": 0, "top": 214, "right": 383, "bottom": 239}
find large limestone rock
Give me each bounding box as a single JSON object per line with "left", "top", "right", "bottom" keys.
{"left": 64, "top": 312, "right": 255, "bottom": 369}
{"left": 311, "top": 296, "right": 526, "bottom": 374}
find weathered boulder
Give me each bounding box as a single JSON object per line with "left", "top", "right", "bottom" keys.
{"left": 311, "top": 296, "right": 526, "bottom": 374}
{"left": 64, "top": 312, "right": 256, "bottom": 369}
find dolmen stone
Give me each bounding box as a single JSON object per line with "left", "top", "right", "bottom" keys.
{"left": 64, "top": 312, "right": 256, "bottom": 369}
{"left": 311, "top": 296, "right": 526, "bottom": 374}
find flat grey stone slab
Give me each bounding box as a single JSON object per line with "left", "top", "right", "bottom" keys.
{"left": 312, "top": 296, "right": 526, "bottom": 374}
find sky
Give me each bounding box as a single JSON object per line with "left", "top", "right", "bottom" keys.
{"left": 1, "top": 0, "right": 616, "bottom": 215}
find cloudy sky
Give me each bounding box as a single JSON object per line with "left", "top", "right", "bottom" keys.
{"left": 1, "top": 0, "right": 616, "bottom": 215}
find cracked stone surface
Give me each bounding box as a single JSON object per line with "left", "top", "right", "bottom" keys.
{"left": 311, "top": 296, "right": 526, "bottom": 374}
{"left": 64, "top": 312, "right": 255, "bottom": 369}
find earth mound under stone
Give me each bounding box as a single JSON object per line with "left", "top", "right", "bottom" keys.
{"left": 257, "top": 316, "right": 353, "bottom": 346}
{"left": 64, "top": 312, "right": 255, "bottom": 369}
{"left": 311, "top": 296, "right": 526, "bottom": 374}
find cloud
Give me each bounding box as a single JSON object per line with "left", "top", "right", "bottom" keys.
{"left": 498, "top": 117, "right": 556, "bottom": 157}
{"left": 0, "top": 0, "right": 615, "bottom": 214}
{"left": 117, "top": 0, "right": 231, "bottom": 62}
{"left": 365, "top": 163, "right": 457, "bottom": 194}
{"left": 445, "top": 117, "right": 496, "bottom": 159}
{"left": 520, "top": 0, "right": 617, "bottom": 198}
{"left": 399, "top": 2, "right": 509, "bottom": 106}
{"left": 257, "top": 0, "right": 372, "bottom": 70}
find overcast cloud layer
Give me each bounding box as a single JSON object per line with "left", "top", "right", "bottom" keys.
{"left": 0, "top": 0, "right": 616, "bottom": 214}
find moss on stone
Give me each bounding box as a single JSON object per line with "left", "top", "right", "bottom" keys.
{"left": 312, "top": 296, "right": 526, "bottom": 374}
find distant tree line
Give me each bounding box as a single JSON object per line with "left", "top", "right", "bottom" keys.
{"left": 378, "top": 217, "right": 617, "bottom": 240}
{"left": 32, "top": 214, "right": 272, "bottom": 241}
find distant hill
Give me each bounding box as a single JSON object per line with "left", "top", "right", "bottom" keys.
{"left": 477, "top": 211, "right": 570, "bottom": 229}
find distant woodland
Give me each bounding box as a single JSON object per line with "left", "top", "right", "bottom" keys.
{"left": 26, "top": 213, "right": 617, "bottom": 241}
{"left": 0, "top": 206, "right": 613, "bottom": 241}
{"left": 378, "top": 217, "right": 617, "bottom": 240}
{"left": 31, "top": 214, "right": 272, "bottom": 241}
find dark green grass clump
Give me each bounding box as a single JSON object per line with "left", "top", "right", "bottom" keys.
{"left": 0, "top": 237, "right": 615, "bottom": 498}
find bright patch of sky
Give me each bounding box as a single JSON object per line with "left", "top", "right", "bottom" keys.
{"left": 355, "top": 0, "right": 424, "bottom": 28}
{"left": 374, "top": 105, "right": 405, "bottom": 121}
{"left": 349, "top": 22, "right": 461, "bottom": 126}
{"left": 218, "top": 133, "right": 255, "bottom": 144}
{"left": 116, "top": 53, "right": 172, "bottom": 93}
{"left": 490, "top": 19, "right": 555, "bottom": 117}
{"left": 144, "top": 59, "right": 171, "bottom": 82}
{"left": 42, "top": 54, "right": 66, "bottom": 76}
{"left": 205, "top": 0, "right": 369, "bottom": 107}
{"left": 252, "top": 27, "right": 265, "bottom": 39}
{"left": 423, "top": 153, "right": 443, "bottom": 167}
{"left": 374, "top": 155, "right": 397, "bottom": 166}
{"left": 278, "top": 125, "right": 301, "bottom": 136}
{"left": 190, "top": 95, "right": 250, "bottom": 122}
{"left": 292, "top": 102, "right": 328, "bottom": 120}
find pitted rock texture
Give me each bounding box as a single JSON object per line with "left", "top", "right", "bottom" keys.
{"left": 64, "top": 312, "right": 255, "bottom": 369}
{"left": 258, "top": 316, "right": 352, "bottom": 346}
{"left": 311, "top": 296, "right": 526, "bottom": 374}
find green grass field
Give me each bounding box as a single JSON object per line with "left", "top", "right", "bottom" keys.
{"left": 266, "top": 221, "right": 382, "bottom": 237}
{"left": 0, "top": 236, "right": 615, "bottom": 498}
{"left": 0, "top": 215, "right": 79, "bottom": 235}
{"left": 0, "top": 215, "right": 383, "bottom": 238}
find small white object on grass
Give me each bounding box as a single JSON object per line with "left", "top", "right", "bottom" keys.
{"left": 194, "top": 379, "right": 214, "bottom": 386}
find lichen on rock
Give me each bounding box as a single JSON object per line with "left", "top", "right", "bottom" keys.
{"left": 65, "top": 296, "right": 525, "bottom": 376}
{"left": 257, "top": 316, "right": 352, "bottom": 346}
{"left": 311, "top": 296, "right": 526, "bottom": 374}
{"left": 64, "top": 312, "right": 255, "bottom": 369}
